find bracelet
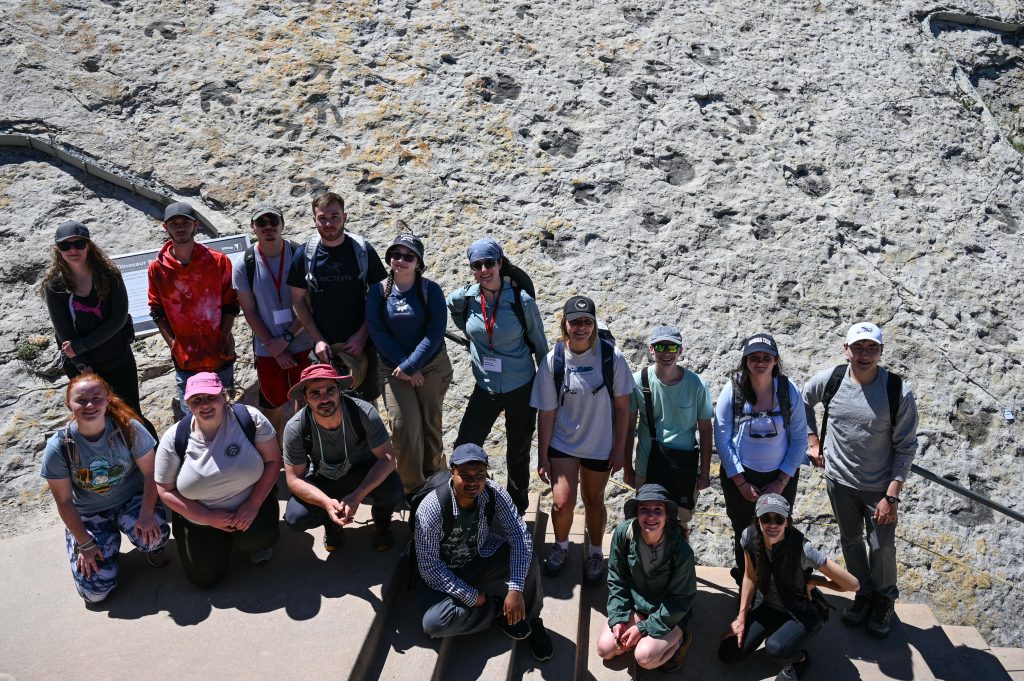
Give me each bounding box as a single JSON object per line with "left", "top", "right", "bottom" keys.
{"left": 76, "top": 539, "right": 97, "bottom": 552}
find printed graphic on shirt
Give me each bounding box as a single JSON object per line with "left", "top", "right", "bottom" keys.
{"left": 73, "top": 459, "right": 127, "bottom": 495}
{"left": 391, "top": 296, "right": 413, "bottom": 317}
{"left": 72, "top": 298, "right": 104, "bottom": 319}
{"left": 225, "top": 443, "right": 242, "bottom": 458}
{"left": 440, "top": 513, "right": 479, "bottom": 569}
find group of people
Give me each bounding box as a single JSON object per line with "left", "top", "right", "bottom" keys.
{"left": 38, "top": 191, "right": 919, "bottom": 680}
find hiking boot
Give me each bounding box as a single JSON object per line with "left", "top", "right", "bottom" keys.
{"left": 373, "top": 524, "right": 395, "bottom": 551}
{"left": 730, "top": 566, "right": 743, "bottom": 586}
{"left": 583, "top": 553, "right": 605, "bottom": 586}
{"left": 528, "top": 618, "right": 554, "bottom": 661}
{"left": 250, "top": 548, "right": 273, "bottom": 565}
{"left": 500, "top": 616, "right": 532, "bottom": 640}
{"left": 866, "top": 597, "right": 895, "bottom": 638}
{"left": 659, "top": 626, "right": 693, "bottom": 673}
{"left": 841, "top": 595, "right": 872, "bottom": 627}
{"left": 146, "top": 546, "right": 170, "bottom": 568}
{"left": 544, "top": 546, "right": 568, "bottom": 577}
{"left": 323, "top": 524, "right": 345, "bottom": 552}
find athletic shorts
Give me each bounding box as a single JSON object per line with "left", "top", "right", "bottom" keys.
{"left": 548, "top": 446, "right": 610, "bottom": 473}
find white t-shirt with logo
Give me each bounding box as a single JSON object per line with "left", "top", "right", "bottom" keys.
{"left": 155, "top": 406, "right": 276, "bottom": 516}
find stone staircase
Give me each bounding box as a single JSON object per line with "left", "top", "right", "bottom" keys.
{"left": 0, "top": 493, "right": 1019, "bottom": 681}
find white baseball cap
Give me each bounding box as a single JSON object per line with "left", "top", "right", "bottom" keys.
{"left": 846, "top": 322, "right": 883, "bottom": 345}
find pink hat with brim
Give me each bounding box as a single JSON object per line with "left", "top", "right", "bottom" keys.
{"left": 184, "top": 372, "right": 224, "bottom": 401}
{"left": 288, "top": 363, "right": 355, "bottom": 401}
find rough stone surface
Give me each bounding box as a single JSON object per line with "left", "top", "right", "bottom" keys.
{"left": 1, "top": 0, "right": 1022, "bottom": 647}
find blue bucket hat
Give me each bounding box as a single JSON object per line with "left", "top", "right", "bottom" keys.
{"left": 467, "top": 238, "right": 503, "bottom": 264}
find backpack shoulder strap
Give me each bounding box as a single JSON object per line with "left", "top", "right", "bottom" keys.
{"left": 174, "top": 416, "right": 193, "bottom": 465}
{"left": 231, "top": 403, "right": 257, "bottom": 446}
{"left": 508, "top": 283, "right": 537, "bottom": 356}
{"left": 597, "top": 339, "right": 615, "bottom": 395}
{"left": 885, "top": 371, "right": 903, "bottom": 431}
{"left": 436, "top": 480, "right": 455, "bottom": 543}
{"left": 641, "top": 367, "right": 658, "bottom": 441}
{"left": 304, "top": 232, "right": 322, "bottom": 291}
{"left": 57, "top": 426, "right": 75, "bottom": 469}
{"left": 347, "top": 233, "right": 369, "bottom": 286}
{"left": 776, "top": 374, "right": 792, "bottom": 430}
{"left": 300, "top": 407, "right": 314, "bottom": 459}
{"left": 244, "top": 244, "right": 257, "bottom": 290}
{"left": 341, "top": 394, "right": 367, "bottom": 444}
{"left": 819, "top": 364, "right": 848, "bottom": 443}
{"left": 553, "top": 341, "right": 566, "bottom": 400}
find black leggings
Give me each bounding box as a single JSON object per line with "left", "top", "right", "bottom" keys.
{"left": 718, "top": 603, "right": 817, "bottom": 666}
{"left": 171, "top": 491, "right": 280, "bottom": 588}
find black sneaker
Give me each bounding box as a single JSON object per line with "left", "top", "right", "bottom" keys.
{"left": 866, "top": 597, "right": 895, "bottom": 638}
{"left": 324, "top": 524, "right": 345, "bottom": 552}
{"left": 544, "top": 545, "right": 569, "bottom": 577}
{"left": 500, "top": 617, "right": 532, "bottom": 640}
{"left": 527, "top": 618, "right": 553, "bottom": 661}
{"left": 841, "top": 595, "right": 872, "bottom": 627}
{"left": 146, "top": 546, "right": 170, "bottom": 568}
{"left": 659, "top": 626, "right": 692, "bottom": 673}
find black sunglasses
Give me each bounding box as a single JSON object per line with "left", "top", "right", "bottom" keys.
{"left": 390, "top": 251, "right": 418, "bottom": 263}
{"left": 57, "top": 239, "right": 89, "bottom": 252}
{"left": 652, "top": 343, "right": 680, "bottom": 353}
{"left": 759, "top": 513, "right": 787, "bottom": 526}
{"left": 748, "top": 412, "right": 780, "bottom": 439}
{"left": 254, "top": 215, "right": 280, "bottom": 228}
{"left": 470, "top": 258, "right": 497, "bottom": 271}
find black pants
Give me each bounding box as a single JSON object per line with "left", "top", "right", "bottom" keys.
{"left": 455, "top": 380, "right": 536, "bottom": 514}
{"left": 283, "top": 460, "right": 403, "bottom": 530}
{"left": 718, "top": 602, "right": 817, "bottom": 666}
{"left": 171, "top": 491, "right": 280, "bottom": 588}
{"left": 65, "top": 354, "right": 157, "bottom": 440}
{"left": 720, "top": 466, "right": 799, "bottom": 575}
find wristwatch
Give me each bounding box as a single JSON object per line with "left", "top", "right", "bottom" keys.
{"left": 884, "top": 494, "right": 899, "bottom": 504}
{"left": 282, "top": 331, "right": 295, "bottom": 343}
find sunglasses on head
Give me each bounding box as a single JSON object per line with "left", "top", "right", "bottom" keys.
{"left": 652, "top": 343, "right": 680, "bottom": 353}
{"left": 57, "top": 239, "right": 89, "bottom": 252}
{"left": 759, "top": 513, "right": 787, "bottom": 526}
{"left": 254, "top": 215, "right": 280, "bottom": 228}
{"left": 390, "top": 251, "right": 418, "bottom": 263}
{"left": 470, "top": 258, "right": 497, "bottom": 271}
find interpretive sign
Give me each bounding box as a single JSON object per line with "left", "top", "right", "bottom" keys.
{"left": 113, "top": 234, "right": 250, "bottom": 337}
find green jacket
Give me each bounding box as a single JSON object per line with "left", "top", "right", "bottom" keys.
{"left": 606, "top": 519, "right": 697, "bottom": 638}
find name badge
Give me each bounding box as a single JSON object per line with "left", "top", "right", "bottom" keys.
{"left": 273, "top": 308, "right": 293, "bottom": 326}
{"left": 483, "top": 356, "right": 503, "bottom": 373}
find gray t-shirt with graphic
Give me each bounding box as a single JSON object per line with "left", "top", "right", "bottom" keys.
{"left": 41, "top": 418, "right": 157, "bottom": 515}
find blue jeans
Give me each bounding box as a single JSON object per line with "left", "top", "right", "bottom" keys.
{"left": 175, "top": 363, "right": 235, "bottom": 418}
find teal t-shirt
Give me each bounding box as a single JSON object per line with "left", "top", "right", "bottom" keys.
{"left": 40, "top": 418, "right": 157, "bottom": 515}
{"left": 629, "top": 366, "right": 714, "bottom": 476}
{"left": 440, "top": 504, "right": 480, "bottom": 569}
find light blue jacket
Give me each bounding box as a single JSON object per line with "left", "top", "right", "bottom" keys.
{"left": 714, "top": 377, "right": 808, "bottom": 479}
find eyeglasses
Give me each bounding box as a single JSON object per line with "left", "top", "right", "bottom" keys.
{"left": 652, "top": 343, "right": 680, "bottom": 353}
{"left": 747, "top": 411, "right": 780, "bottom": 439}
{"left": 254, "top": 215, "right": 280, "bottom": 228}
{"left": 470, "top": 258, "right": 497, "bottom": 271}
{"left": 759, "top": 514, "right": 787, "bottom": 526}
{"left": 390, "top": 251, "right": 418, "bottom": 263}
{"left": 57, "top": 239, "right": 89, "bottom": 252}
{"left": 186, "top": 394, "right": 222, "bottom": 409}
{"left": 847, "top": 344, "right": 882, "bottom": 356}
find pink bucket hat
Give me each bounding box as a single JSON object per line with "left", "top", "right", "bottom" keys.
{"left": 183, "top": 372, "right": 224, "bottom": 401}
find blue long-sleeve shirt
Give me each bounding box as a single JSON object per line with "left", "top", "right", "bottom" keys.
{"left": 714, "top": 377, "right": 808, "bottom": 479}
{"left": 446, "top": 281, "right": 548, "bottom": 394}
{"left": 414, "top": 480, "right": 532, "bottom": 606}
{"left": 365, "top": 278, "right": 447, "bottom": 374}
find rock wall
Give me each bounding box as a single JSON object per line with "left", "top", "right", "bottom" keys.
{"left": 1, "top": 0, "right": 1021, "bottom": 646}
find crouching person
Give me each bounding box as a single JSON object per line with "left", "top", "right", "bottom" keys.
{"left": 598, "top": 484, "right": 696, "bottom": 673}
{"left": 414, "top": 444, "right": 553, "bottom": 660}
{"left": 283, "top": 364, "right": 403, "bottom": 552}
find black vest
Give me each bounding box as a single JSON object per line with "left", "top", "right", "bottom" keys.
{"left": 756, "top": 527, "right": 824, "bottom": 632}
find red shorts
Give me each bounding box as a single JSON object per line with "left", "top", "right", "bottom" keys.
{"left": 256, "top": 351, "right": 314, "bottom": 407}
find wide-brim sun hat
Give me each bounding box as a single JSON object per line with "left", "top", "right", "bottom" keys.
{"left": 623, "top": 483, "right": 679, "bottom": 523}
{"left": 328, "top": 346, "right": 367, "bottom": 390}
{"left": 287, "top": 363, "right": 355, "bottom": 401}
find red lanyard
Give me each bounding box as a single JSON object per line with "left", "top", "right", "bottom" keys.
{"left": 479, "top": 288, "right": 500, "bottom": 349}
{"left": 258, "top": 244, "right": 287, "bottom": 304}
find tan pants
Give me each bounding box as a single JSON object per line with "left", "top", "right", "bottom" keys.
{"left": 382, "top": 348, "right": 453, "bottom": 493}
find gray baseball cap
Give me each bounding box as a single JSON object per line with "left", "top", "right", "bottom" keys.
{"left": 649, "top": 326, "right": 683, "bottom": 346}
{"left": 250, "top": 204, "right": 283, "bottom": 223}
{"left": 164, "top": 201, "right": 197, "bottom": 221}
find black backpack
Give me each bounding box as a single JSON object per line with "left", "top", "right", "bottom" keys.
{"left": 174, "top": 403, "right": 256, "bottom": 463}
{"left": 243, "top": 240, "right": 301, "bottom": 290}
{"left": 459, "top": 262, "right": 537, "bottom": 355}
{"left": 818, "top": 365, "right": 903, "bottom": 443}
{"left": 730, "top": 373, "right": 794, "bottom": 434}
{"left": 406, "top": 469, "right": 496, "bottom": 588}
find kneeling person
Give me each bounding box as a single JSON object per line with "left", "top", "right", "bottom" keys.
{"left": 283, "top": 364, "right": 403, "bottom": 551}
{"left": 598, "top": 484, "right": 696, "bottom": 673}
{"left": 415, "top": 444, "right": 552, "bottom": 660}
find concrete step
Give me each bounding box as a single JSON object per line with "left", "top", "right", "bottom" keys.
{"left": 0, "top": 500, "right": 406, "bottom": 681}
{"left": 992, "top": 647, "right": 1024, "bottom": 681}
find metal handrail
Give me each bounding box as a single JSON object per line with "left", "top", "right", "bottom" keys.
{"left": 911, "top": 463, "right": 1024, "bottom": 524}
